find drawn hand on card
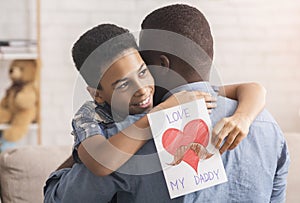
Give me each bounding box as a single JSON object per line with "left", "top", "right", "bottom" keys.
{"left": 162, "top": 119, "right": 214, "bottom": 173}
{"left": 169, "top": 143, "right": 213, "bottom": 166}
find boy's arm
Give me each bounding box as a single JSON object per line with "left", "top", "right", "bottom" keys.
{"left": 77, "top": 91, "right": 207, "bottom": 176}
{"left": 54, "top": 116, "right": 150, "bottom": 173}
{"left": 213, "top": 82, "right": 266, "bottom": 153}
{"left": 78, "top": 115, "right": 150, "bottom": 176}
{"left": 218, "top": 82, "right": 266, "bottom": 122}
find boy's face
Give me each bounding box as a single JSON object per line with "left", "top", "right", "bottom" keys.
{"left": 99, "top": 49, "right": 155, "bottom": 117}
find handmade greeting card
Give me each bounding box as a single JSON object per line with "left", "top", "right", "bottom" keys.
{"left": 147, "top": 98, "right": 227, "bottom": 199}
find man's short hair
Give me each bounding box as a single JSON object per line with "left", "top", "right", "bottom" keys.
{"left": 140, "top": 4, "right": 213, "bottom": 81}
{"left": 72, "top": 24, "right": 138, "bottom": 89}
{"left": 141, "top": 4, "right": 213, "bottom": 60}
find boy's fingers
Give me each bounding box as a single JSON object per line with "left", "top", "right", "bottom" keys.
{"left": 177, "top": 91, "right": 216, "bottom": 104}
{"left": 216, "top": 122, "right": 232, "bottom": 143}
{"left": 214, "top": 119, "right": 237, "bottom": 150}
{"left": 212, "top": 119, "right": 226, "bottom": 147}
{"left": 206, "top": 102, "right": 217, "bottom": 109}
{"left": 228, "top": 137, "right": 240, "bottom": 150}
{"left": 194, "top": 91, "right": 216, "bottom": 102}
{"left": 228, "top": 134, "right": 244, "bottom": 150}
{"left": 204, "top": 94, "right": 217, "bottom": 102}
{"left": 219, "top": 129, "right": 239, "bottom": 154}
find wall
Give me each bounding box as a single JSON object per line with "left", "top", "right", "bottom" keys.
{"left": 1, "top": 0, "right": 299, "bottom": 145}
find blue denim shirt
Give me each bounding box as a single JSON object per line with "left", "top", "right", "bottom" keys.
{"left": 44, "top": 82, "right": 289, "bottom": 203}
{"left": 161, "top": 82, "right": 290, "bottom": 203}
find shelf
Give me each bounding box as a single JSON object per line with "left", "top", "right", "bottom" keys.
{"left": 0, "top": 0, "right": 41, "bottom": 145}
{"left": 0, "top": 123, "right": 38, "bottom": 131}
{"left": 0, "top": 52, "right": 38, "bottom": 60}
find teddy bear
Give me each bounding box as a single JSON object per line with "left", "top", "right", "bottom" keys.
{"left": 0, "top": 59, "right": 38, "bottom": 148}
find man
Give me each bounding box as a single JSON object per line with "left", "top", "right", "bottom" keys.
{"left": 133, "top": 4, "right": 289, "bottom": 202}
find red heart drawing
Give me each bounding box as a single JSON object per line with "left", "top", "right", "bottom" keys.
{"left": 162, "top": 119, "right": 209, "bottom": 173}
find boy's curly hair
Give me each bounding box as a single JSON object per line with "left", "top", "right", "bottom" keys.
{"left": 72, "top": 24, "right": 138, "bottom": 88}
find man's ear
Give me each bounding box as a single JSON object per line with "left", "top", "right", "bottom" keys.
{"left": 86, "top": 86, "right": 105, "bottom": 104}
{"left": 159, "top": 55, "right": 170, "bottom": 75}
{"left": 159, "top": 55, "right": 170, "bottom": 68}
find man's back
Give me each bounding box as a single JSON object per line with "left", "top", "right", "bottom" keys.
{"left": 191, "top": 86, "right": 288, "bottom": 202}
{"left": 117, "top": 82, "right": 289, "bottom": 203}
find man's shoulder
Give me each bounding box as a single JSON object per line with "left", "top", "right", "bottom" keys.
{"left": 251, "top": 109, "right": 285, "bottom": 142}
{"left": 217, "top": 96, "right": 283, "bottom": 133}
{"left": 254, "top": 109, "right": 278, "bottom": 124}
{"left": 218, "top": 96, "right": 278, "bottom": 124}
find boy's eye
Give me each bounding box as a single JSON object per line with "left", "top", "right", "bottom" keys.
{"left": 116, "top": 81, "right": 129, "bottom": 90}
{"left": 138, "top": 68, "right": 148, "bottom": 77}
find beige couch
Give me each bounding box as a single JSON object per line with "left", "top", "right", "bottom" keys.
{"left": 0, "top": 133, "right": 299, "bottom": 203}
{"left": 0, "top": 145, "right": 71, "bottom": 203}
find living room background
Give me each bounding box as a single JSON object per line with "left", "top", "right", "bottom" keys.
{"left": 1, "top": 0, "right": 299, "bottom": 146}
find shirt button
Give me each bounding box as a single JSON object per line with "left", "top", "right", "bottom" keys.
{"left": 91, "top": 124, "right": 96, "bottom": 128}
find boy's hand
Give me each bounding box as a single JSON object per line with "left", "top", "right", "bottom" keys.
{"left": 212, "top": 112, "right": 251, "bottom": 154}
{"left": 152, "top": 91, "right": 216, "bottom": 112}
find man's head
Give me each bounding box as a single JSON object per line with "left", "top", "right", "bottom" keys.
{"left": 72, "top": 24, "right": 154, "bottom": 117}
{"left": 140, "top": 4, "right": 213, "bottom": 83}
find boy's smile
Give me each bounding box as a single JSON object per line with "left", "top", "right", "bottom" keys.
{"left": 130, "top": 96, "right": 151, "bottom": 108}
{"left": 98, "top": 49, "right": 155, "bottom": 117}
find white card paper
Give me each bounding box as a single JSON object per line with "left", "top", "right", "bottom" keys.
{"left": 147, "top": 99, "right": 227, "bottom": 199}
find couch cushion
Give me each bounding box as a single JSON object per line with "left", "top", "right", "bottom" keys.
{"left": 0, "top": 145, "right": 71, "bottom": 203}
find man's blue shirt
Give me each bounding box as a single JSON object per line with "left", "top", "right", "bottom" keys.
{"left": 44, "top": 82, "right": 289, "bottom": 203}
{"left": 162, "top": 82, "right": 290, "bottom": 203}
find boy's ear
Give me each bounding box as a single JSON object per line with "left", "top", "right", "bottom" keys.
{"left": 86, "top": 86, "right": 105, "bottom": 104}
